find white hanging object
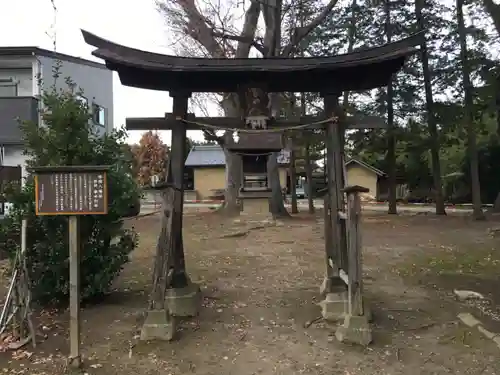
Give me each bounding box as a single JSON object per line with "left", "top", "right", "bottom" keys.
{"left": 245, "top": 115, "right": 268, "bottom": 130}
{"left": 232, "top": 131, "right": 240, "bottom": 143}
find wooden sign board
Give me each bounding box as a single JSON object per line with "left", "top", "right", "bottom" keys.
{"left": 32, "top": 166, "right": 109, "bottom": 216}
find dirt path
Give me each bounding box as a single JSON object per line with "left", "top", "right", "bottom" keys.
{"left": 1, "top": 211, "right": 499, "bottom": 374}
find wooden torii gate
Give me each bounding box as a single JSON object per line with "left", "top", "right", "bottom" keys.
{"left": 126, "top": 101, "right": 382, "bottom": 345}
{"left": 82, "top": 28, "right": 423, "bottom": 345}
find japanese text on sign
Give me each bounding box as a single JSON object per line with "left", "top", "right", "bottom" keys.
{"left": 35, "top": 171, "right": 107, "bottom": 215}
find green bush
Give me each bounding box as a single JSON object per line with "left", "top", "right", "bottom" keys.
{"left": 0, "top": 75, "right": 140, "bottom": 305}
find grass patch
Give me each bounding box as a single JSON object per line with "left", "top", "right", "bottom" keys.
{"left": 396, "top": 243, "right": 500, "bottom": 280}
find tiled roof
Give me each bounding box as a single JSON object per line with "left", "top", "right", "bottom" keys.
{"left": 185, "top": 145, "right": 225, "bottom": 166}
{"left": 185, "top": 145, "right": 290, "bottom": 167}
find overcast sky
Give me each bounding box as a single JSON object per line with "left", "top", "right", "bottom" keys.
{"left": 0, "top": 0, "right": 206, "bottom": 145}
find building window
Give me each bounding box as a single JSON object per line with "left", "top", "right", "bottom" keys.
{"left": 92, "top": 103, "right": 106, "bottom": 127}
{"left": 0, "top": 79, "right": 18, "bottom": 97}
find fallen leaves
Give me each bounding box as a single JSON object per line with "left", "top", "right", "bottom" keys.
{"left": 11, "top": 350, "right": 32, "bottom": 360}
{"left": 0, "top": 333, "right": 16, "bottom": 352}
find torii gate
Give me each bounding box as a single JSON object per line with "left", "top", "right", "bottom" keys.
{"left": 82, "top": 29, "right": 423, "bottom": 346}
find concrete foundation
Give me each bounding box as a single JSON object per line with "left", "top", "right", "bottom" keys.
{"left": 318, "top": 291, "right": 348, "bottom": 322}
{"left": 165, "top": 282, "right": 202, "bottom": 317}
{"left": 241, "top": 198, "right": 272, "bottom": 217}
{"left": 362, "top": 299, "right": 373, "bottom": 323}
{"left": 140, "top": 309, "right": 177, "bottom": 341}
{"left": 319, "top": 275, "right": 347, "bottom": 296}
{"left": 335, "top": 314, "right": 373, "bottom": 346}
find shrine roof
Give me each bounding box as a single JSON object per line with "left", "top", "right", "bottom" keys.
{"left": 345, "top": 159, "right": 385, "bottom": 176}
{"left": 81, "top": 30, "right": 424, "bottom": 93}
{"left": 185, "top": 145, "right": 226, "bottom": 167}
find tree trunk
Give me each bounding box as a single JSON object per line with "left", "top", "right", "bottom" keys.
{"left": 415, "top": 0, "right": 446, "bottom": 215}
{"left": 497, "top": 74, "right": 500, "bottom": 137}
{"left": 289, "top": 141, "right": 298, "bottom": 214}
{"left": 268, "top": 152, "right": 291, "bottom": 218}
{"left": 493, "top": 75, "right": 500, "bottom": 213}
{"left": 299, "top": 20, "right": 314, "bottom": 214}
{"left": 218, "top": 98, "right": 243, "bottom": 214}
{"left": 457, "top": 0, "right": 485, "bottom": 220}
{"left": 482, "top": 0, "right": 500, "bottom": 37}
{"left": 220, "top": 146, "right": 242, "bottom": 214}
{"left": 385, "top": 0, "right": 397, "bottom": 215}
{"left": 343, "top": 0, "right": 356, "bottom": 108}
{"left": 304, "top": 140, "right": 315, "bottom": 214}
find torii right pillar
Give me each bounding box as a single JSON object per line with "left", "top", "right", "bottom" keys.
{"left": 318, "top": 93, "right": 372, "bottom": 346}
{"left": 318, "top": 92, "right": 348, "bottom": 318}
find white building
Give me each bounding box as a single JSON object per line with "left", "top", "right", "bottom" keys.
{"left": 0, "top": 47, "right": 114, "bottom": 178}
{"left": 0, "top": 47, "right": 114, "bottom": 215}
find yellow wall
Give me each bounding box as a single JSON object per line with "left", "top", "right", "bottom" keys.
{"left": 193, "top": 166, "right": 288, "bottom": 199}
{"left": 278, "top": 168, "right": 287, "bottom": 190}
{"left": 345, "top": 164, "right": 378, "bottom": 198}
{"left": 194, "top": 167, "right": 226, "bottom": 199}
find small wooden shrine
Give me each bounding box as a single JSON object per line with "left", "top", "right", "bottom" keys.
{"left": 82, "top": 29, "right": 423, "bottom": 345}
{"left": 225, "top": 113, "right": 284, "bottom": 200}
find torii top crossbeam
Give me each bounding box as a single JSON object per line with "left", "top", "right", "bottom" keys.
{"left": 81, "top": 30, "right": 423, "bottom": 93}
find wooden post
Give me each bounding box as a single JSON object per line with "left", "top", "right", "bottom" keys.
{"left": 68, "top": 215, "right": 81, "bottom": 368}
{"left": 344, "top": 185, "right": 369, "bottom": 317}
{"left": 21, "top": 218, "right": 36, "bottom": 348}
{"left": 289, "top": 137, "right": 298, "bottom": 214}
{"left": 323, "top": 126, "right": 336, "bottom": 279}
{"left": 335, "top": 184, "right": 372, "bottom": 345}
{"left": 169, "top": 91, "right": 190, "bottom": 288}
{"left": 323, "top": 93, "right": 347, "bottom": 279}
{"left": 148, "top": 168, "right": 175, "bottom": 310}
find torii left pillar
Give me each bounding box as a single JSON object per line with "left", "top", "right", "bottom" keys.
{"left": 164, "top": 91, "right": 201, "bottom": 317}
{"left": 140, "top": 91, "right": 201, "bottom": 342}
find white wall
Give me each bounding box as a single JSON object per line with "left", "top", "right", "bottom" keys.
{"left": 2, "top": 145, "right": 28, "bottom": 179}
{"left": 1, "top": 145, "right": 27, "bottom": 216}
{"left": 0, "top": 68, "right": 33, "bottom": 96}
{"left": 38, "top": 55, "right": 114, "bottom": 136}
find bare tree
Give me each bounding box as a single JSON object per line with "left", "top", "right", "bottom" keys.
{"left": 415, "top": 0, "right": 446, "bottom": 215}
{"left": 156, "top": 0, "right": 340, "bottom": 217}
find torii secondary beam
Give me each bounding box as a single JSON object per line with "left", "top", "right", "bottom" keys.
{"left": 126, "top": 113, "right": 386, "bottom": 131}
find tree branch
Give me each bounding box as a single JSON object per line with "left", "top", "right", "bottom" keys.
{"left": 175, "top": 0, "right": 227, "bottom": 57}
{"left": 261, "top": 0, "right": 277, "bottom": 56}
{"left": 235, "top": 0, "right": 262, "bottom": 58}
{"left": 212, "top": 31, "right": 266, "bottom": 55}
{"left": 202, "top": 129, "right": 224, "bottom": 146}
{"left": 281, "top": 0, "right": 340, "bottom": 57}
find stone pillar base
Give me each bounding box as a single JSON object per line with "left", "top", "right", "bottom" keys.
{"left": 319, "top": 275, "right": 346, "bottom": 296}
{"left": 335, "top": 314, "right": 372, "bottom": 346}
{"left": 241, "top": 198, "right": 273, "bottom": 219}
{"left": 318, "top": 291, "right": 348, "bottom": 322}
{"left": 140, "top": 310, "right": 177, "bottom": 341}
{"left": 363, "top": 299, "right": 373, "bottom": 323}
{"left": 166, "top": 282, "right": 202, "bottom": 317}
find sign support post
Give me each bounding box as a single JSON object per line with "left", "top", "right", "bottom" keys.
{"left": 30, "top": 165, "right": 109, "bottom": 369}
{"left": 68, "top": 215, "right": 80, "bottom": 368}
